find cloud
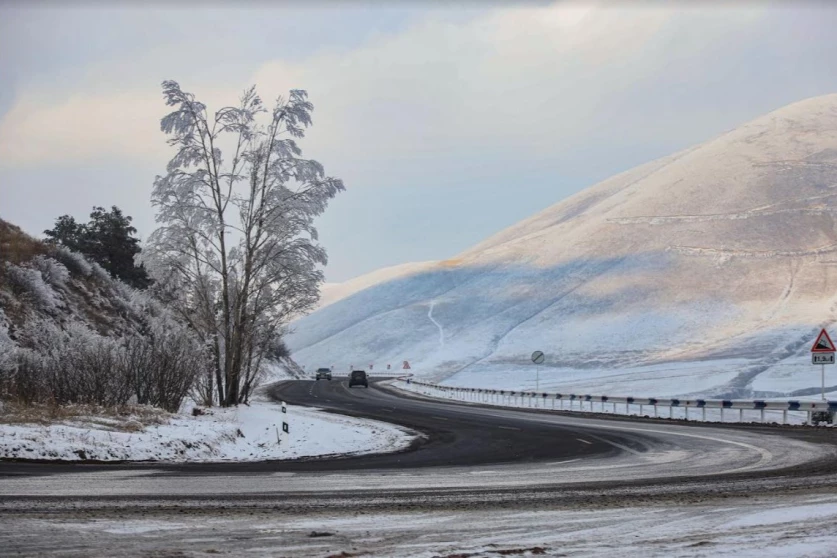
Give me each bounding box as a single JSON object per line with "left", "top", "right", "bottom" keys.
{"left": 0, "top": 92, "right": 165, "bottom": 166}
{"left": 0, "top": 2, "right": 770, "bottom": 172}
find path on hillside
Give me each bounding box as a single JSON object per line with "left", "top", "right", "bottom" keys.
{"left": 427, "top": 300, "right": 445, "bottom": 348}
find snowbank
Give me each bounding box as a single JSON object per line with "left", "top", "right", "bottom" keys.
{"left": 0, "top": 398, "right": 416, "bottom": 462}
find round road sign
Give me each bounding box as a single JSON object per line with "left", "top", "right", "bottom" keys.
{"left": 531, "top": 351, "right": 545, "bottom": 364}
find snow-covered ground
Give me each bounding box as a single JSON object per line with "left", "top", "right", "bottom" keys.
{"left": 0, "top": 396, "right": 416, "bottom": 462}
{"left": 235, "top": 495, "right": 837, "bottom": 557}
{"left": 7, "top": 494, "right": 837, "bottom": 557}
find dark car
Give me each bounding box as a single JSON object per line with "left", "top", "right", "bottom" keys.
{"left": 315, "top": 368, "right": 332, "bottom": 381}
{"left": 348, "top": 370, "right": 368, "bottom": 388}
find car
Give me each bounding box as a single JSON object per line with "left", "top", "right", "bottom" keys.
{"left": 348, "top": 370, "right": 368, "bottom": 388}
{"left": 315, "top": 368, "right": 332, "bottom": 381}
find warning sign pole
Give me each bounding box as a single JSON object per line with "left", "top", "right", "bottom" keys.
{"left": 811, "top": 328, "right": 835, "bottom": 401}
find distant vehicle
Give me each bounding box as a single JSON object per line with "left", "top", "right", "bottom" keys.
{"left": 315, "top": 368, "right": 332, "bottom": 381}
{"left": 348, "top": 370, "right": 368, "bottom": 388}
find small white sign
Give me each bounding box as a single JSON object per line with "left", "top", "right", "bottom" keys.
{"left": 812, "top": 353, "right": 835, "bottom": 365}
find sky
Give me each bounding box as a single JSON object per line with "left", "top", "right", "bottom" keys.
{"left": 1, "top": 1, "right": 837, "bottom": 282}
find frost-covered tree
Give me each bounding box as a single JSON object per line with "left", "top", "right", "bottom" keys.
{"left": 146, "top": 80, "right": 344, "bottom": 406}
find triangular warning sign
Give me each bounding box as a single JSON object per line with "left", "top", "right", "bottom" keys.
{"left": 811, "top": 329, "right": 836, "bottom": 352}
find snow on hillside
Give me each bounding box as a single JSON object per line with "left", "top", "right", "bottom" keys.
{"left": 317, "top": 261, "right": 439, "bottom": 310}
{"left": 290, "top": 94, "right": 837, "bottom": 399}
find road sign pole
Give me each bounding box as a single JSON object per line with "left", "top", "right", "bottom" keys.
{"left": 811, "top": 329, "right": 835, "bottom": 401}
{"left": 531, "top": 351, "right": 545, "bottom": 393}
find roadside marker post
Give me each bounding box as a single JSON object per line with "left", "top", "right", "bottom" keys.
{"left": 811, "top": 328, "right": 835, "bottom": 402}
{"left": 531, "top": 351, "right": 545, "bottom": 393}
{"left": 278, "top": 401, "right": 289, "bottom": 444}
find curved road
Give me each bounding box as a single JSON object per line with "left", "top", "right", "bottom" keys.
{"left": 3, "top": 378, "right": 837, "bottom": 556}
{"left": 2, "top": 378, "right": 836, "bottom": 493}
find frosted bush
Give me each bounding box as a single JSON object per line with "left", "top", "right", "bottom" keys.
{"left": 89, "top": 261, "right": 113, "bottom": 284}
{"left": 31, "top": 256, "right": 70, "bottom": 289}
{"left": 0, "top": 310, "right": 16, "bottom": 397}
{"left": 4, "top": 263, "right": 58, "bottom": 312}
{"left": 0, "top": 307, "right": 11, "bottom": 339}
{"left": 12, "top": 320, "right": 129, "bottom": 406}
{"left": 4, "top": 312, "right": 205, "bottom": 411}
{"left": 114, "top": 280, "right": 136, "bottom": 301}
{"left": 52, "top": 246, "right": 92, "bottom": 277}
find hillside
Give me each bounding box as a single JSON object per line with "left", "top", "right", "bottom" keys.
{"left": 0, "top": 219, "right": 145, "bottom": 340}
{"left": 317, "top": 261, "right": 439, "bottom": 310}
{"left": 287, "top": 95, "right": 837, "bottom": 399}
{"left": 0, "top": 218, "right": 206, "bottom": 410}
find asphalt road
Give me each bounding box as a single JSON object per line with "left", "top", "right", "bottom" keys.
{"left": 3, "top": 378, "right": 837, "bottom": 556}
{"left": 2, "top": 377, "right": 835, "bottom": 486}
{"left": 265, "top": 377, "right": 619, "bottom": 468}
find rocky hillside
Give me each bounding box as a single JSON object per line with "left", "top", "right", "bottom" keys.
{"left": 287, "top": 94, "right": 837, "bottom": 399}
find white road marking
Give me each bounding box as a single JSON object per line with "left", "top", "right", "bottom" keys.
{"left": 431, "top": 416, "right": 449, "bottom": 421}
{"left": 499, "top": 426, "right": 521, "bottom": 431}
{"left": 577, "top": 438, "right": 592, "bottom": 445}
{"left": 523, "top": 416, "right": 772, "bottom": 467}
{"left": 585, "top": 433, "right": 641, "bottom": 455}
{"left": 546, "top": 458, "right": 582, "bottom": 466}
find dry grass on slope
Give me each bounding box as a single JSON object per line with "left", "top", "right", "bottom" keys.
{"left": 0, "top": 400, "right": 170, "bottom": 432}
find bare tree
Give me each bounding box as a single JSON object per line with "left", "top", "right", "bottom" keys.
{"left": 146, "top": 81, "right": 344, "bottom": 406}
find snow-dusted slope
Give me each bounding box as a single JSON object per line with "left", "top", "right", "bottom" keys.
{"left": 290, "top": 95, "right": 837, "bottom": 398}
{"left": 317, "top": 261, "right": 439, "bottom": 310}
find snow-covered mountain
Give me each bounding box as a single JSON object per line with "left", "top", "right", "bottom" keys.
{"left": 289, "top": 95, "right": 837, "bottom": 399}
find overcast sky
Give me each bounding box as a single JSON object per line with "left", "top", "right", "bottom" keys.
{"left": 2, "top": 1, "right": 837, "bottom": 282}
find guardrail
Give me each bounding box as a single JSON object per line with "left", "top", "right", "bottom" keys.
{"left": 394, "top": 378, "right": 837, "bottom": 425}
